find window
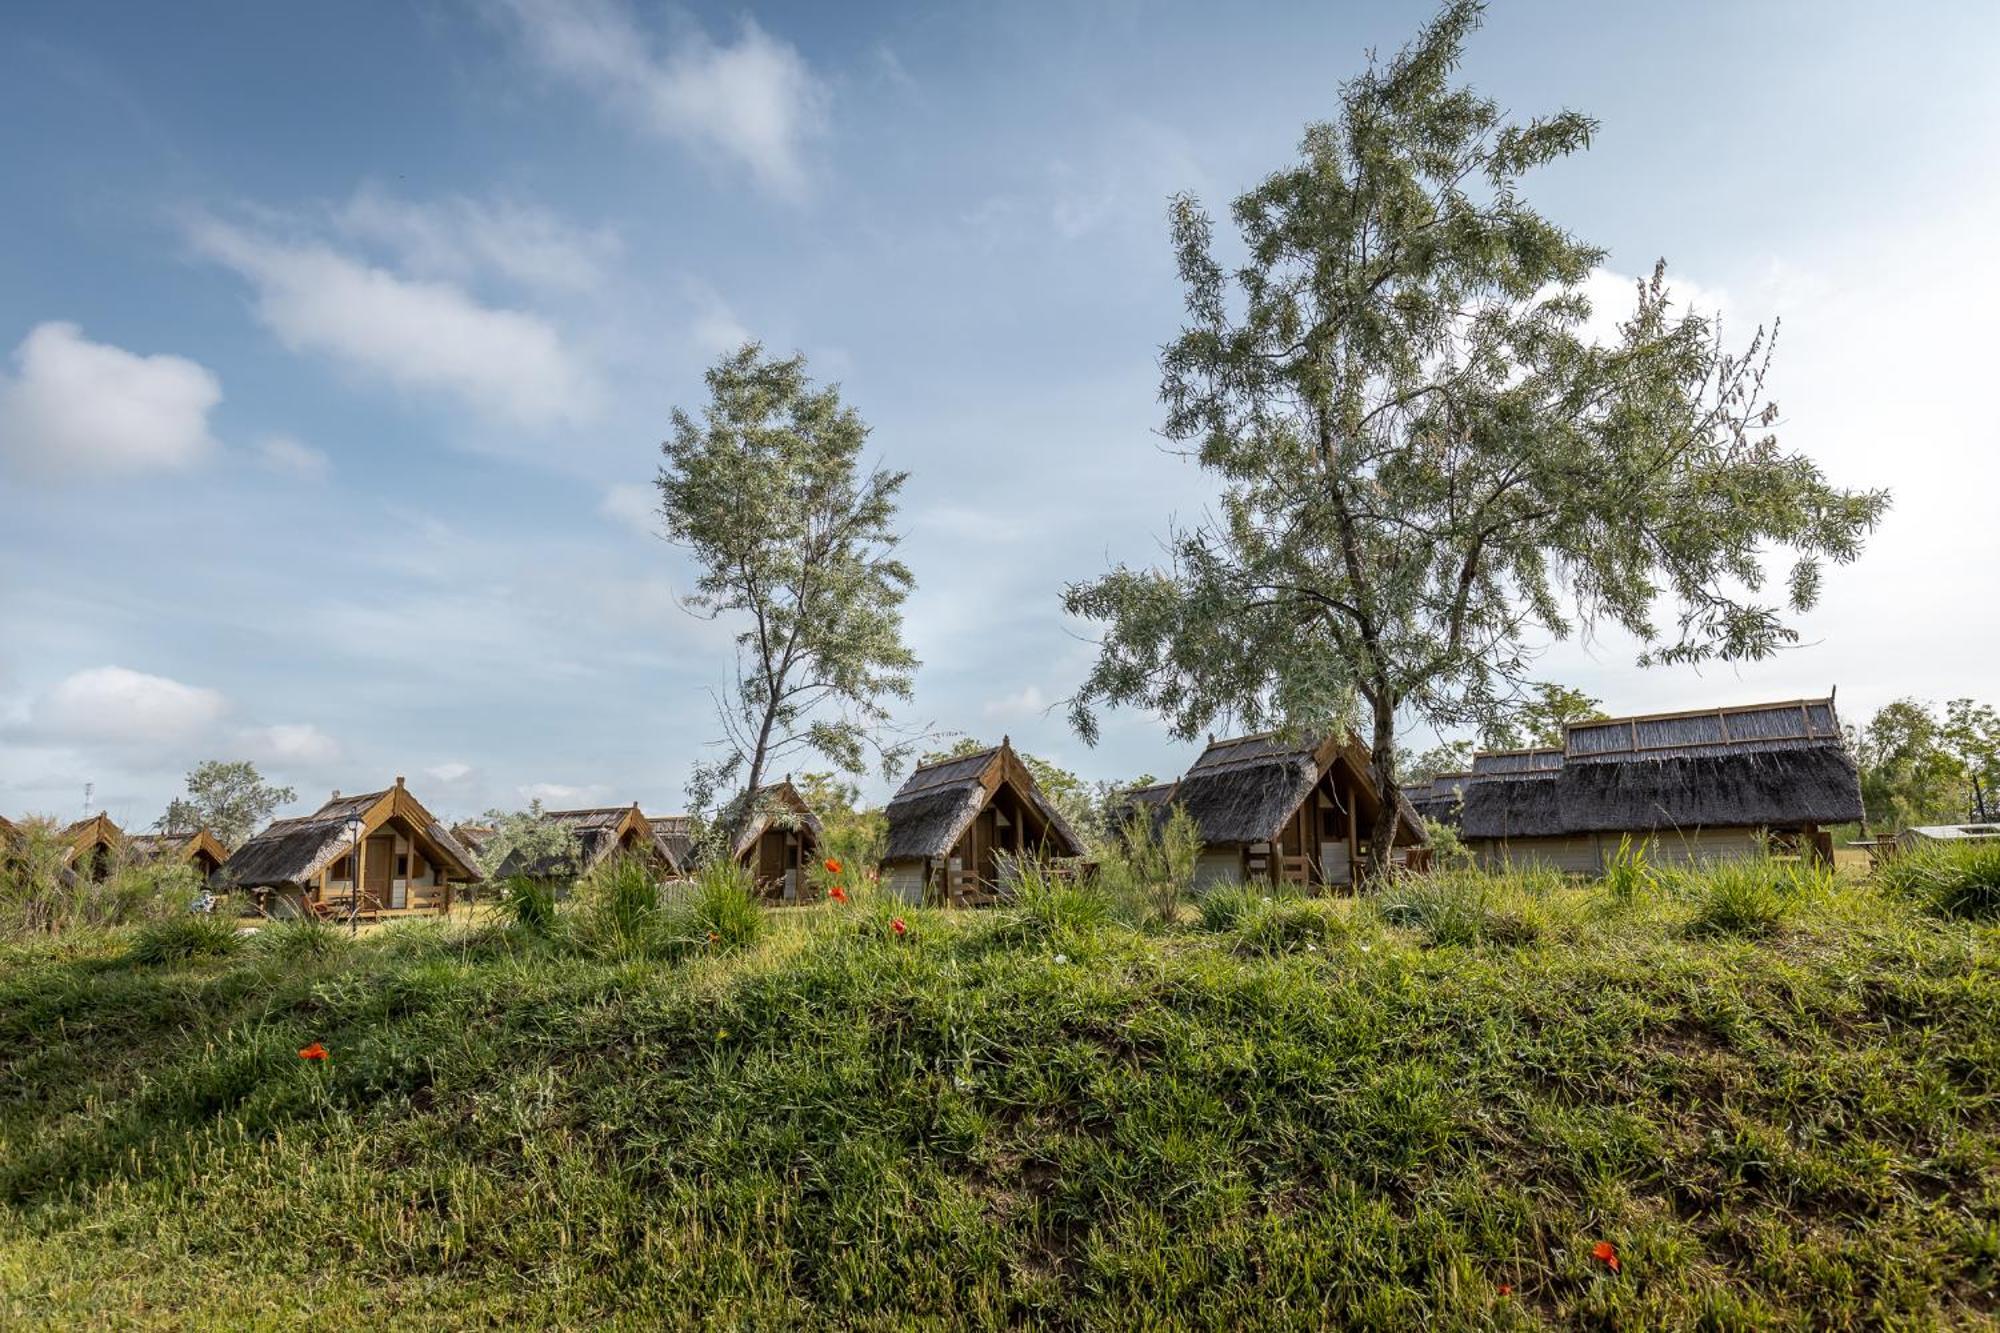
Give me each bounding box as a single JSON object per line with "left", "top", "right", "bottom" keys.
{"left": 330, "top": 855, "right": 351, "bottom": 881}
{"left": 395, "top": 854, "right": 409, "bottom": 878}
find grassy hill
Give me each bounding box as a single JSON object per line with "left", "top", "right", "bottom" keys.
{"left": 2, "top": 855, "right": 1997, "bottom": 1329}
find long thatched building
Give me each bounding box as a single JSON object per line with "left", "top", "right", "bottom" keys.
{"left": 1459, "top": 696, "right": 1862, "bottom": 871}
{"left": 491, "top": 804, "right": 682, "bottom": 882}
{"left": 1150, "top": 731, "right": 1428, "bottom": 891}
{"left": 220, "top": 778, "right": 481, "bottom": 918}
{"left": 881, "top": 739, "right": 1084, "bottom": 906}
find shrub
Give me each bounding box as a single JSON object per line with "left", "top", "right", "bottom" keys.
{"left": 677, "top": 863, "right": 764, "bottom": 954}
{"left": 1680, "top": 857, "right": 1830, "bottom": 938}
{"left": 1875, "top": 840, "right": 2000, "bottom": 921}
{"left": 500, "top": 876, "right": 559, "bottom": 936}
{"left": 1100, "top": 804, "right": 1204, "bottom": 926}
{"left": 126, "top": 913, "right": 241, "bottom": 965}
{"left": 1231, "top": 897, "right": 1349, "bottom": 957}
{"left": 988, "top": 856, "right": 1116, "bottom": 946}
{"left": 580, "top": 854, "right": 660, "bottom": 943}
{"left": 0, "top": 820, "right": 203, "bottom": 937}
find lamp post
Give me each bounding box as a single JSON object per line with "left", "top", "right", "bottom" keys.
{"left": 345, "top": 813, "right": 364, "bottom": 937}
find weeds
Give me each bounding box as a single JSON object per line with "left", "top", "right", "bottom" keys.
{"left": 125, "top": 913, "right": 240, "bottom": 965}
{"left": 1876, "top": 839, "right": 2000, "bottom": 920}
{"left": 1680, "top": 856, "right": 1832, "bottom": 937}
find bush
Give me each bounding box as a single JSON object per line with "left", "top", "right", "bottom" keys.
{"left": 127, "top": 913, "right": 241, "bottom": 965}
{"left": 988, "top": 856, "right": 1116, "bottom": 946}
{"left": 579, "top": 854, "right": 660, "bottom": 944}
{"left": 0, "top": 821, "right": 204, "bottom": 937}
{"left": 1680, "top": 857, "right": 1830, "bottom": 938}
{"left": 1875, "top": 840, "right": 2000, "bottom": 921}
{"left": 676, "top": 863, "right": 764, "bottom": 954}
{"left": 500, "top": 875, "right": 559, "bottom": 936}
{"left": 1099, "top": 804, "right": 1203, "bottom": 926}
{"left": 1231, "top": 896, "right": 1349, "bottom": 957}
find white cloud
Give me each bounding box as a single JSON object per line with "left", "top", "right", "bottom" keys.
{"left": 600, "top": 481, "right": 657, "bottom": 537}
{"left": 983, "top": 684, "right": 1051, "bottom": 720}
{"left": 188, "top": 217, "right": 599, "bottom": 429}
{"left": 1569, "top": 266, "right": 1733, "bottom": 348}
{"left": 0, "top": 322, "right": 221, "bottom": 476}
{"left": 255, "top": 433, "right": 331, "bottom": 482}
{"left": 336, "top": 184, "right": 620, "bottom": 293}
{"left": 242, "top": 722, "right": 341, "bottom": 765}
{"left": 520, "top": 781, "right": 607, "bottom": 806}
{"left": 427, "top": 761, "right": 474, "bottom": 785}
{"left": 497, "top": 0, "right": 827, "bottom": 196}
{"left": 37, "top": 667, "right": 227, "bottom": 745}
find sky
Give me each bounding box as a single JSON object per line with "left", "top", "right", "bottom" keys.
{"left": 2, "top": 0, "right": 1996, "bottom": 830}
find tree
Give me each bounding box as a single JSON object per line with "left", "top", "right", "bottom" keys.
{"left": 1399, "top": 740, "right": 1473, "bottom": 785}
{"left": 158, "top": 760, "right": 297, "bottom": 849}
{"left": 795, "top": 769, "right": 888, "bottom": 866}
{"left": 1849, "top": 697, "right": 1998, "bottom": 830}
{"left": 1062, "top": 2, "right": 1886, "bottom": 876}
{"left": 660, "top": 344, "right": 920, "bottom": 832}
{"left": 476, "top": 801, "right": 582, "bottom": 880}
{"left": 1942, "top": 699, "right": 2000, "bottom": 821}
{"left": 1482, "top": 683, "right": 1607, "bottom": 750}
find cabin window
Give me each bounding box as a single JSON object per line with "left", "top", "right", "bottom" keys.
{"left": 330, "top": 855, "right": 352, "bottom": 881}
{"left": 395, "top": 854, "right": 409, "bottom": 877}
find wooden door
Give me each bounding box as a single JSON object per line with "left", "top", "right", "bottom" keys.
{"left": 364, "top": 835, "right": 394, "bottom": 910}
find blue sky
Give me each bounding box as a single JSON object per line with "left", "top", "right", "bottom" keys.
{"left": 2, "top": 0, "right": 1996, "bottom": 829}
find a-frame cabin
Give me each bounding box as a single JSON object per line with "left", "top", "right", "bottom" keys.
{"left": 62, "top": 812, "right": 126, "bottom": 882}
{"left": 127, "top": 827, "right": 230, "bottom": 880}
{"left": 222, "top": 777, "right": 481, "bottom": 919}
{"left": 880, "top": 738, "right": 1084, "bottom": 907}
{"left": 730, "top": 781, "right": 824, "bottom": 901}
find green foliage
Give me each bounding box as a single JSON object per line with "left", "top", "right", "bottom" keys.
{"left": 126, "top": 914, "right": 240, "bottom": 965}
{"left": 1601, "top": 834, "right": 1657, "bottom": 904}
{"left": 1063, "top": 0, "right": 1886, "bottom": 861}
{"left": 1098, "top": 803, "right": 1204, "bottom": 925}
{"left": 1, "top": 861, "right": 1997, "bottom": 1325}
{"left": 577, "top": 854, "right": 659, "bottom": 947}
{"left": 1195, "top": 883, "right": 1259, "bottom": 934}
{"left": 795, "top": 770, "right": 888, "bottom": 866}
{"left": 1679, "top": 857, "right": 1831, "bottom": 938}
{"left": 499, "top": 875, "right": 558, "bottom": 936}
{"left": 660, "top": 344, "right": 919, "bottom": 809}
{"left": 1875, "top": 840, "right": 2000, "bottom": 921}
{"left": 1399, "top": 740, "right": 1473, "bottom": 784}
{"left": 0, "top": 821, "right": 202, "bottom": 937}
{"left": 1376, "top": 870, "right": 1544, "bottom": 948}
{"left": 1420, "top": 816, "right": 1471, "bottom": 869}
{"left": 680, "top": 863, "right": 764, "bottom": 954}
{"left": 159, "top": 760, "right": 297, "bottom": 850}
{"left": 1481, "top": 683, "right": 1609, "bottom": 750}
{"left": 986, "top": 855, "right": 1116, "bottom": 946}
{"left": 1849, "top": 696, "right": 1999, "bottom": 830}
{"left": 250, "top": 915, "right": 350, "bottom": 966}
{"left": 474, "top": 801, "right": 582, "bottom": 881}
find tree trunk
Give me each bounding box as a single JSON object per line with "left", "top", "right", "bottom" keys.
{"left": 1365, "top": 698, "right": 1405, "bottom": 886}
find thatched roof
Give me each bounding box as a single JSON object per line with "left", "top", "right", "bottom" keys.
{"left": 1169, "top": 731, "right": 1425, "bottom": 848}
{"left": 61, "top": 812, "right": 124, "bottom": 864}
{"left": 127, "top": 827, "right": 229, "bottom": 870}
{"left": 1471, "top": 748, "right": 1563, "bottom": 779}
{"left": 1406, "top": 772, "right": 1471, "bottom": 828}
{"left": 882, "top": 741, "right": 1084, "bottom": 863}
{"left": 730, "top": 781, "right": 825, "bottom": 863}
{"left": 492, "top": 805, "right": 675, "bottom": 879}
{"left": 223, "top": 781, "right": 482, "bottom": 889}
{"left": 1459, "top": 696, "right": 1863, "bottom": 839}
{"left": 644, "top": 813, "right": 695, "bottom": 870}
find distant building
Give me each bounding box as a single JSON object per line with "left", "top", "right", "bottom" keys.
{"left": 1460, "top": 696, "right": 1862, "bottom": 872}
{"left": 61, "top": 812, "right": 125, "bottom": 882}
{"left": 1900, "top": 823, "right": 2000, "bottom": 849}
{"left": 1146, "top": 731, "right": 1427, "bottom": 892}
{"left": 881, "top": 740, "right": 1083, "bottom": 906}
{"left": 221, "top": 778, "right": 481, "bottom": 918}
{"left": 491, "top": 804, "right": 681, "bottom": 882}
{"left": 127, "top": 827, "right": 230, "bottom": 880}
{"left": 729, "top": 781, "right": 824, "bottom": 901}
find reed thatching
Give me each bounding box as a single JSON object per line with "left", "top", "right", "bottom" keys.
{"left": 224, "top": 784, "right": 481, "bottom": 890}
{"left": 729, "top": 782, "right": 824, "bottom": 864}
{"left": 1170, "top": 732, "right": 1425, "bottom": 848}
{"left": 881, "top": 741, "right": 1084, "bottom": 864}
{"left": 644, "top": 814, "right": 695, "bottom": 870}
{"left": 1459, "top": 697, "right": 1862, "bottom": 840}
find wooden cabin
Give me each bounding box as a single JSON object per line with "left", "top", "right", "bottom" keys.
{"left": 61, "top": 812, "right": 126, "bottom": 882}
{"left": 491, "top": 804, "right": 682, "bottom": 883}
{"left": 1459, "top": 696, "right": 1862, "bottom": 872}
{"left": 220, "top": 777, "right": 481, "bottom": 919}
{"left": 1154, "top": 731, "right": 1428, "bottom": 892}
{"left": 645, "top": 813, "right": 696, "bottom": 873}
{"left": 731, "top": 781, "right": 824, "bottom": 901}
{"left": 881, "top": 739, "right": 1084, "bottom": 907}
{"left": 127, "top": 827, "right": 229, "bottom": 880}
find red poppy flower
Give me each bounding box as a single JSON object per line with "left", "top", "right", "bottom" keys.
{"left": 891, "top": 917, "right": 907, "bottom": 936}
{"left": 829, "top": 884, "right": 849, "bottom": 904}
{"left": 824, "top": 858, "right": 842, "bottom": 875}
{"left": 1496, "top": 1284, "right": 1513, "bottom": 1296}
{"left": 1591, "top": 1241, "right": 1619, "bottom": 1272}
{"left": 298, "top": 1042, "right": 328, "bottom": 1061}
{"left": 707, "top": 930, "right": 719, "bottom": 944}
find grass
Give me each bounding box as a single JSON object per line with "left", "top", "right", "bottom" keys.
{"left": 1, "top": 858, "right": 1997, "bottom": 1328}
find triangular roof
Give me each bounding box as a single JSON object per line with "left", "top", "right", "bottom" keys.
{"left": 127, "top": 826, "right": 230, "bottom": 870}
{"left": 222, "top": 779, "right": 482, "bottom": 889}
{"left": 882, "top": 740, "right": 1084, "bottom": 863}
{"left": 61, "top": 811, "right": 124, "bottom": 866}
{"left": 643, "top": 813, "right": 695, "bottom": 871}
{"left": 729, "top": 781, "right": 825, "bottom": 863}
{"left": 494, "top": 804, "right": 679, "bottom": 879}
{"left": 1164, "top": 730, "right": 1426, "bottom": 848}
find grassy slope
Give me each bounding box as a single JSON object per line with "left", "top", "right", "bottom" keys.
{"left": 1, "top": 877, "right": 1997, "bottom": 1330}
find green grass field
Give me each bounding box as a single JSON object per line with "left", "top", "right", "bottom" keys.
{"left": 3, "top": 854, "right": 1998, "bottom": 1329}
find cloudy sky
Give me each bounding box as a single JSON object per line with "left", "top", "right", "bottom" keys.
{"left": 2, "top": 0, "right": 1995, "bottom": 829}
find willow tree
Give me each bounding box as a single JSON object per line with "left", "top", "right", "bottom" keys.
{"left": 1063, "top": 1, "right": 1887, "bottom": 872}
{"left": 659, "top": 344, "right": 918, "bottom": 830}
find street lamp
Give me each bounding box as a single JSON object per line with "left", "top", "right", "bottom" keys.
{"left": 345, "top": 813, "right": 365, "bottom": 937}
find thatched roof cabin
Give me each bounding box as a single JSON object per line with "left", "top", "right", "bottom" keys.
{"left": 1106, "top": 780, "right": 1179, "bottom": 846}
{"left": 127, "top": 827, "right": 229, "bottom": 879}
{"left": 881, "top": 739, "right": 1084, "bottom": 907}
{"left": 644, "top": 813, "right": 696, "bottom": 871}
{"left": 1406, "top": 771, "right": 1472, "bottom": 828}
{"left": 222, "top": 778, "right": 480, "bottom": 918}
{"left": 1459, "top": 696, "right": 1861, "bottom": 871}
{"left": 730, "top": 781, "right": 825, "bottom": 901}
{"left": 492, "top": 804, "right": 681, "bottom": 881}
{"left": 1162, "top": 731, "right": 1426, "bottom": 891}
{"left": 62, "top": 812, "right": 125, "bottom": 882}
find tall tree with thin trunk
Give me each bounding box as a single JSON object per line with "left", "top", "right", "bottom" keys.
{"left": 1063, "top": 1, "right": 1887, "bottom": 876}
{"left": 659, "top": 343, "right": 919, "bottom": 829}
{"left": 159, "top": 760, "right": 296, "bottom": 850}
